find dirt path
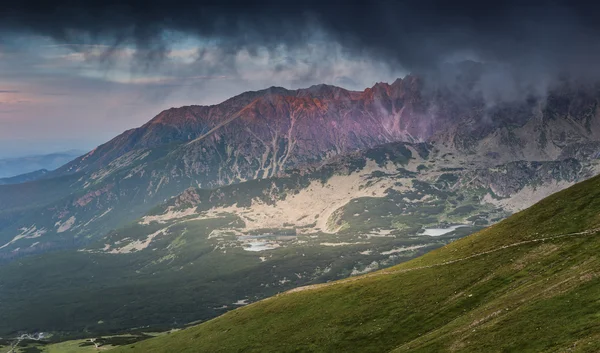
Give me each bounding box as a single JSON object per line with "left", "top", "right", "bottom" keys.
{"left": 287, "top": 228, "right": 600, "bottom": 294}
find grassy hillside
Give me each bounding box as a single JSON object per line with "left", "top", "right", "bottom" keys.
{"left": 0, "top": 143, "right": 485, "bottom": 337}
{"left": 114, "top": 173, "right": 600, "bottom": 352}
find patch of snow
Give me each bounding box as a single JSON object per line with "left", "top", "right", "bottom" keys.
{"left": 140, "top": 207, "right": 197, "bottom": 225}
{"left": 380, "top": 244, "right": 429, "bottom": 255}
{"left": 56, "top": 216, "right": 76, "bottom": 233}
{"left": 98, "top": 208, "right": 113, "bottom": 218}
{"left": 0, "top": 225, "right": 47, "bottom": 249}
{"left": 351, "top": 261, "right": 380, "bottom": 276}
{"left": 366, "top": 229, "right": 395, "bottom": 238}
{"left": 423, "top": 225, "right": 467, "bottom": 236}
{"left": 82, "top": 208, "right": 113, "bottom": 227}
{"left": 320, "top": 242, "right": 369, "bottom": 247}
{"left": 107, "top": 229, "right": 167, "bottom": 254}
{"left": 243, "top": 241, "right": 280, "bottom": 252}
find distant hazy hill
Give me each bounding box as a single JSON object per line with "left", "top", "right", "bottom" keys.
{"left": 0, "top": 169, "right": 49, "bottom": 185}
{"left": 0, "top": 150, "right": 83, "bottom": 178}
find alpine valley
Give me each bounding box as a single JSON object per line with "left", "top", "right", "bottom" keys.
{"left": 2, "top": 63, "right": 600, "bottom": 349}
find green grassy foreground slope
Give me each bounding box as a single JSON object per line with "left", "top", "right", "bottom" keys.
{"left": 114, "top": 174, "right": 600, "bottom": 353}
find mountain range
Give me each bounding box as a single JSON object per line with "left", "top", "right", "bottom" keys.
{"left": 0, "top": 150, "right": 83, "bottom": 179}
{"left": 3, "top": 67, "right": 600, "bottom": 258}
{"left": 2, "top": 63, "right": 600, "bottom": 346}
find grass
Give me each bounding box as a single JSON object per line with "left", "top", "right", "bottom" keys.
{"left": 0, "top": 334, "right": 161, "bottom": 353}
{"left": 113, "top": 173, "right": 600, "bottom": 352}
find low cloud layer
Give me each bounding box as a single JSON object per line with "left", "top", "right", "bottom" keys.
{"left": 3, "top": 1, "right": 600, "bottom": 75}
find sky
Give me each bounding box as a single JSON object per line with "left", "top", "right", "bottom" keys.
{"left": 1, "top": 0, "right": 600, "bottom": 157}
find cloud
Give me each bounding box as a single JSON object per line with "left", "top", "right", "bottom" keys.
{"left": 1, "top": 1, "right": 599, "bottom": 70}
{"left": 2, "top": 0, "right": 599, "bottom": 104}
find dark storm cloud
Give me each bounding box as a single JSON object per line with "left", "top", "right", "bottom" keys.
{"left": 1, "top": 0, "right": 599, "bottom": 70}
{"left": 2, "top": 0, "right": 600, "bottom": 102}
